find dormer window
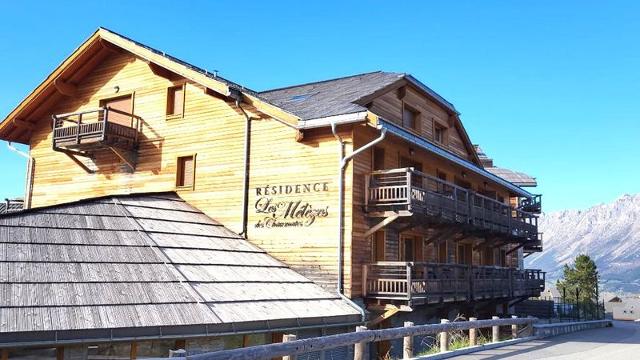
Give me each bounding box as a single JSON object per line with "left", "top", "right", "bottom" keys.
{"left": 434, "top": 124, "right": 446, "bottom": 144}
{"left": 402, "top": 105, "right": 419, "bottom": 130}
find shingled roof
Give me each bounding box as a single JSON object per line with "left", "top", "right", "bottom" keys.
{"left": 259, "top": 72, "right": 404, "bottom": 120}
{"left": 0, "top": 193, "right": 360, "bottom": 346}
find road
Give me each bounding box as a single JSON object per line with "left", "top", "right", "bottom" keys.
{"left": 454, "top": 321, "right": 640, "bottom": 359}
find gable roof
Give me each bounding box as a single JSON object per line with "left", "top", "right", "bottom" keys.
{"left": 0, "top": 192, "right": 360, "bottom": 347}
{"left": 0, "top": 28, "right": 300, "bottom": 144}
{"left": 476, "top": 145, "right": 537, "bottom": 187}
{"left": 259, "top": 71, "right": 405, "bottom": 120}
{"left": 259, "top": 71, "right": 460, "bottom": 121}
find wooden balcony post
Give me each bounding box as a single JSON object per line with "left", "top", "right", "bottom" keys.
{"left": 406, "top": 263, "right": 412, "bottom": 300}
{"left": 362, "top": 264, "right": 368, "bottom": 297}
{"left": 439, "top": 319, "right": 449, "bottom": 352}
{"left": 354, "top": 326, "right": 368, "bottom": 360}
{"left": 406, "top": 168, "right": 412, "bottom": 209}
{"left": 511, "top": 315, "right": 518, "bottom": 339}
{"left": 469, "top": 317, "right": 477, "bottom": 346}
{"left": 364, "top": 174, "right": 370, "bottom": 210}
{"left": 491, "top": 316, "right": 500, "bottom": 343}
{"left": 403, "top": 321, "right": 414, "bottom": 359}
{"left": 76, "top": 112, "right": 82, "bottom": 145}
{"left": 283, "top": 334, "right": 297, "bottom": 360}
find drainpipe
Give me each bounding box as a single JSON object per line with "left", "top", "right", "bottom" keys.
{"left": 331, "top": 122, "right": 386, "bottom": 322}
{"left": 7, "top": 142, "right": 34, "bottom": 209}
{"left": 235, "top": 100, "right": 252, "bottom": 239}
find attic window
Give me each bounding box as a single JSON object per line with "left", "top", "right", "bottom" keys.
{"left": 167, "top": 85, "right": 185, "bottom": 116}
{"left": 176, "top": 154, "right": 196, "bottom": 189}
{"left": 402, "top": 105, "right": 419, "bottom": 130}
{"left": 434, "top": 124, "right": 446, "bottom": 144}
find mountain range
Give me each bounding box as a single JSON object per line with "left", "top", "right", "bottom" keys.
{"left": 525, "top": 194, "right": 640, "bottom": 293}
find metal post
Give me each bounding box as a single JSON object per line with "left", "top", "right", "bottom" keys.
{"left": 354, "top": 326, "right": 368, "bottom": 360}
{"left": 403, "top": 321, "right": 414, "bottom": 359}
{"left": 492, "top": 316, "right": 500, "bottom": 343}
{"left": 511, "top": 315, "right": 518, "bottom": 339}
{"left": 469, "top": 317, "right": 477, "bottom": 346}
{"left": 439, "top": 319, "right": 449, "bottom": 352}
{"left": 576, "top": 288, "right": 580, "bottom": 321}
{"left": 283, "top": 334, "right": 297, "bottom": 360}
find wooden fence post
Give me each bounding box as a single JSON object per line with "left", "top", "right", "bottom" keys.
{"left": 354, "top": 326, "right": 368, "bottom": 360}
{"left": 468, "top": 317, "right": 477, "bottom": 346}
{"left": 492, "top": 316, "right": 500, "bottom": 343}
{"left": 511, "top": 315, "right": 518, "bottom": 339}
{"left": 403, "top": 321, "right": 414, "bottom": 359}
{"left": 283, "top": 334, "right": 297, "bottom": 360}
{"left": 439, "top": 319, "right": 449, "bottom": 352}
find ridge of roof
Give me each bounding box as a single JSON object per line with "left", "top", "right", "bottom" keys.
{"left": 259, "top": 71, "right": 403, "bottom": 94}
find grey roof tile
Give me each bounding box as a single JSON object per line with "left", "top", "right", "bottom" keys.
{"left": 0, "top": 192, "right": 360, "bottom": 344}
{"left": 259, "top": 71, "right": 405, "bottom": 120}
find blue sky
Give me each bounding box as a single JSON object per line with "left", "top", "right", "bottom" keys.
{"left": 0, "top": 1, "right": 638, "bottom": 212}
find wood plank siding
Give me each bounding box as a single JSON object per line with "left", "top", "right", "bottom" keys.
{"left": 27, "top": 51, "right": 355, "bottom": 293}
{"left": 14, "top": 36, "right": 536, "bottom": 302}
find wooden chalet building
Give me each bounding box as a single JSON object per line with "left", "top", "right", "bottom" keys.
{"left": 0, "top": 28, "right": 544, "bottom": 358}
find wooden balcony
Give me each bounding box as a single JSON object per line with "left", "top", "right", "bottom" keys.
{"left": 0, "top": 199, "right": 23, "bottom": 214}
{"left": 52, "top": 108, "right": 141, "bottom": 170}
{"left": 365, "top": 168, "right": 541, "bottom": 243}
{"left": 362, "top": 262, "right": 545, "bottom": 306}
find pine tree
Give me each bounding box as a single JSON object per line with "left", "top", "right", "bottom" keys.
{"left": 556, "top": 254, "right": 599, "bottom": 303}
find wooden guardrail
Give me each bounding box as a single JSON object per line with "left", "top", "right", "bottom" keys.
{"left": 365, "top": 168, "right": 540, "bottom": 242}
{"left": 187, "top": 316, "right": 538, "bottom": 360}
{"left": 363, "top": 262, "right": 545, "bottom": 301}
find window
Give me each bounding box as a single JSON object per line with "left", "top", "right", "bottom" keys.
{"left": 167, "top": 85, "right": 185, "bottom": 116}
{"left": 371, "top": 231, "right": 385, "bottom": 262}
{"left": 434, "top": 124, "right": 446, "bottom": 143}
{"left": 373, "top": 147, "right": 385, "bottom": 171}
{"left": 176, "top": 155, "right": 196, "bottom": 189}
{"left": 100, "top": 95, "right": 133, "bottom": 126}
{"left": 437, "top": 242, "right": 448, "bottom": 263}
{"left": 400, "top": 236, "right": 415, "bottom": 261}
{"left": 402, "top": 104, "right": 419, "bottom": 130}
{"left": 457, "top": 243, "right": 472, "bottom": 265}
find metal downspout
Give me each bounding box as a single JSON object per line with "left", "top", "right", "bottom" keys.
{"left": 331, "top": 122, "right": 386, "bottom": 322}
{"left": 236, "top": 100, "right": 251, "bottom": 238}
{"left": 7, "top": 142, "right": 34, "bottom": 209}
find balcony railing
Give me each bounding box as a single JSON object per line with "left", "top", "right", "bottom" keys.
{"left": 0, "top": 199, "right": 23, "bottom": 214}
{"left": 362, "top": 262, "right": 545, "bottom": 305}
{"left": 365, "top": 168, "right": 540, "bottom": 242}
{"left": 52, "top": 107, "right": 140, "bottom": 151}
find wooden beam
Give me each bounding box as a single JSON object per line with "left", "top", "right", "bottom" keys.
{"left": 109, "top": 146, "right": 136, "bottom": 172}
{"left": 130, "top": 342, "right": 137, "bottom": 359}
{"left": 425, "top": 228, "right": 458, "bottom": 247}
{"left": 99, "top": 39, "right": 122, "bottom": 54}
{"left": 148, "top": 63, "right": 180, "bottom": 81}
{"left": 506, "top": 243, "right": 526, "bottom": 255}
{"left": 60, "top": 150, "right": 95, "bottom": 174}
{"left": 1, "top": 349, "right": 8, "bottom": 360}
{"left": 56, "top": 347, "right": 64, "bottom": 360}
{"left": 364, "top": 214, "right": 400, "bottom": 238}
{"left": 53, "top": 78, "right": 77, "bottom": 97}
{"left": 12, "top": 118, "right": 35, "bottom": 131}
{"left": 366, "top": 304, "right": 412, "bottom": 327}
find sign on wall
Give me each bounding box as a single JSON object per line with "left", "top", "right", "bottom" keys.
{"left": 254, "top": 182, "right": 330, "bottom": 228}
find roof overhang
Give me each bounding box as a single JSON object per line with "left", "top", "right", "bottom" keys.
{"left": 0, "top": 28, "right": 300, "bottom": 144}
{"left": 377, "top": 119, "right": 533, "bottom": 198}
{"left": 0, "top": 316, "right": 362, "bottom": 348}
